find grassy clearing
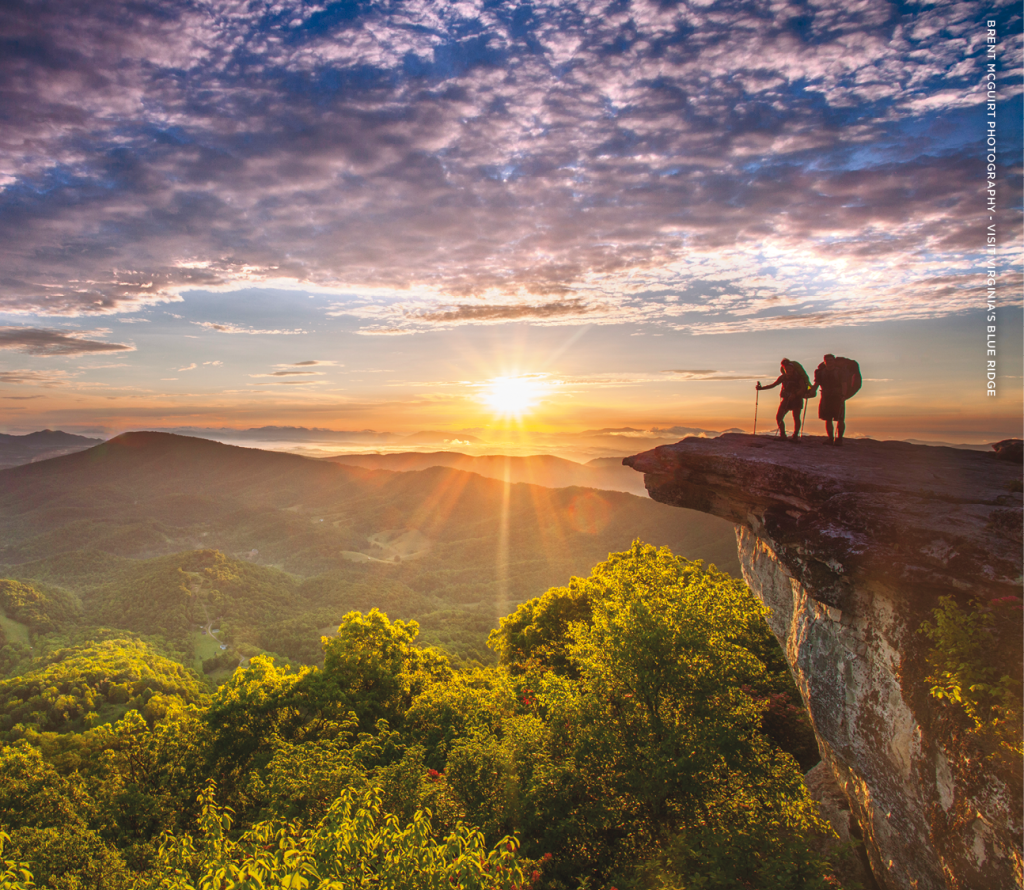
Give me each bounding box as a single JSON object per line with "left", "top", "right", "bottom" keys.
{"left": 205, "top": 666, "right": 237, "bottom": 685}
{"left": 192, "top": 629, "right": 225, "bottom": 671}
{"left": 0, "top": 615, "right": 30, "bottom": 647}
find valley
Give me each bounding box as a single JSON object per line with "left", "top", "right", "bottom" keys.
{"left": 0, "top": 432, "right": 739, "bottom": 673}
{"left": 0, "top": 432, "right": 838, "bottom": 889}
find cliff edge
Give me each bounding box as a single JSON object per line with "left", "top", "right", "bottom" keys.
{"left": 624, "top": 434, "right": 1022, "bottom": 890}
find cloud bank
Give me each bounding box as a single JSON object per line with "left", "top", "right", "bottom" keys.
{"left": 0, "top": 327, "right": 135, "bottom": 356}
{"left": 0, "top": 0, "right": 1020, "bottom": 334}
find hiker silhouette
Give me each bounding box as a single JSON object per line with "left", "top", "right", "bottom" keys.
{"left": 756, "top": 359, "right": 810, "bottom": 441}
{"left": 811, "top": 354, "right": 861, "bottom": 446}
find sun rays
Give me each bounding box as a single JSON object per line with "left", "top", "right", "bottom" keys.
{"left": 479, "top": 375, "right": 551, "bottom": 422}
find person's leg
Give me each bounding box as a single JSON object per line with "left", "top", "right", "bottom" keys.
{"left": 776, "top": 403, "right": 788, "bottom": 438}
{"left": 825, "top": 419, "right": 835, "bottom": 443}
{"left": 836, "top": 419, "right": 845, "bottom": 444}
{"left": 791, "top": 405, "right": 801, "bottom": 439}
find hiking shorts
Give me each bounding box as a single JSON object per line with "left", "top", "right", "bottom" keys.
{"left": 779, "top": 394, "right": 804, "bottom": 414}
{"left": 818, "top": 392, "right": 845, "bottom": 421}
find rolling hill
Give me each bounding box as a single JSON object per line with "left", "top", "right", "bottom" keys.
{"left": 0, "top": 431, "right": 739, "bottom": 664}
{"left": 322, "top": 450, "right": 647, "bottom": 494}
{"left": 0, "top": 430, "right": 104, "bottom": 470}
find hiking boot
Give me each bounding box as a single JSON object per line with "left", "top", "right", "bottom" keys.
{"left": 834, "top": 438, "right": 844, "bottom": 447}
{"left": 778, "top": 431, "right": 788, "bottom": 440}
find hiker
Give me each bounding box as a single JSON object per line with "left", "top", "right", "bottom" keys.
{"left": 811, "top": 354, "right": 861, "bottom": 445}
{"left": 757, "top": 359, "right": 810, "bottom": 440}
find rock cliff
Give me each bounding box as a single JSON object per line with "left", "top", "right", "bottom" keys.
{"left": 624, "top": 434, "right": 1023, "bottom": 890}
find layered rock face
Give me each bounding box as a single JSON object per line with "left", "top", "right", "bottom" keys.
{"left": 624, "top": 435, "right": 1023, "bottom": 890}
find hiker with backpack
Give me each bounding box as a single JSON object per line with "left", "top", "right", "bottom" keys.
{"left": 811, "top": 354, "right": 862, "bottom": 446}
{"left": 757, "top": 358, "right": 811, "bottom": 441}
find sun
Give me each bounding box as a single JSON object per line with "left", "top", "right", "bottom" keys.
{"left": 480, "top": 375, "right": 547, "bottom": 420}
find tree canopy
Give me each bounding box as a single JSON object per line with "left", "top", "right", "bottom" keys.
{"left": 0, "top": 543, "right": 841, "bottom": 890}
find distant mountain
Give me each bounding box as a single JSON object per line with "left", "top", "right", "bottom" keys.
{"left": 155, "top": 425, "right": 401, "bottom": 444}
{"left": 0, "top": 429, "right": 104, "bottom": 470}
{"left": 902, "top": 439, "right": 993, "bottom": 451}
{"left": 397, "top": 431, "right": 486, "bottom": 446}
{"left": 130, "top": 424, "right": 753, "bottom": 463}
{"left": 149, "top": 426, "right": 487, "bottom": 450}
{"left": 0, "top": 431, "right": 739, "bottom": 591}
{"left": 578, "top": 425, "right": 743, "bottom": 439}
{"left": 324, "top": 451, "right": 647, "bottom": 495}
{"left": 0, "top": 431, "right": 745, "bottom": 670}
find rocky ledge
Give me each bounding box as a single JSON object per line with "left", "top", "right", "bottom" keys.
{"left": 624, "top": 434, "right": 1023, "bottom": 890}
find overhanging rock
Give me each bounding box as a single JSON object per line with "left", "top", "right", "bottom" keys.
{"left": 625, "top": 434, "right": 1022, "bottom": 890}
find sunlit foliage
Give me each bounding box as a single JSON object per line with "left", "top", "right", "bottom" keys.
{"left": 141, "top": 782, "right": 529, "bottom": 890}
{"left": 920, "top": 595, "right": 1023, "bottom": 763}
{"left": 0, "top": 544, "right": 836, "bottom": 889}
{"left": 0, "top": 580, "right": 79, "bottom": 635}
{"left": 0, "top": 639, "right": 204, "bottom": 739}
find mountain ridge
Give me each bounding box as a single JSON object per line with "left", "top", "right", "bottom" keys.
{"left": 0, "top": 429, "right": 105, "bottom": 470}
{"left": 322, "top": 450, "right": 646, "bottom": 494}
{"left": 0, "top": 431, "right": 741, "bottom": 577}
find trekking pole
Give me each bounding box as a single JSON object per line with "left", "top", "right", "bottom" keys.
{"left": 801, "top": 395, "right": 808, "bottom": 433}
{"left": 754, "top": 383, "right": 760, "bottom": 435}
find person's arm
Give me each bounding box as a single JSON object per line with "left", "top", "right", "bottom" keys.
{"left": 757, "top": 374, "right": 783, "bottom": 391}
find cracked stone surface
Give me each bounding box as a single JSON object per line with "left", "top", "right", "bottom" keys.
{"left": 625, "top": 434, "right": 1023, "bottom": 890}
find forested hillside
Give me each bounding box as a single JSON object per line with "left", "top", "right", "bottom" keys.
{"left": 0, "top": 433, "right": 737, "bottom": 575}
{"left": 0, "top": 431, "right": 102, "bottom": 471}
{"left": 0, "top": 544, "right": 834, "bottom": 890}
{"left": 0, "top": 435, "right": 846, "bottom": 888}
{"left": 0, "top": 432, "right": 739, "bottom": 668}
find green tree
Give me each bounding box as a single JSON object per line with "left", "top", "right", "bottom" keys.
{"left": 0, "top": 638, "right": 205, "bottom": 739}
{"left": 318, "top": 609, "right": 451, "bottom": 733}
{"left": 7, "top": 825, "right": 132, "bottom": 890}
{"left": 402, "top": 670, "right": 516, "bottom": 771}
{"left": 142, "top": 781, "right": 529, "bottom": 890}
{"left": 920, "top": 595, "right": 1023, "bottom": 763}
{"left": 482, "top": 543, "right": 832, "bottom": 887}
{"left": 205, "top": 656, "right": 311, "bottom": 787}
{"left": 488, "top": 580, "right": 591, "bottom": 676}
{"left": 0, "top": 831, "right": 36, "bottom": 890}
{"left": 0, "top": 743, "right": 92, "bottom": 831}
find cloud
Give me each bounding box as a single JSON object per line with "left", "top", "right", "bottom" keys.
{"left": 0, "top": 327, "right": 135, "bottom": 356}
{"left": 414, "top": 300, "right": 596, "bottom": 324}
{"left": 246, "top": 379, "right": 324, "bottom": 386}
{"left": 249, "top": 370, "right": 323, "bottom": 377}
{"left": 336, "top": 294, "right": 658, "bottom": 333}
{"left": 0, "top": 0, "right": 1018, "bottom": 332}
{"left": 178, "top": 363, "right": 197, "bottom": 371}
{"left": 2, "top": 394, "right": 43, "bottom": 400}
{"left": 286, "top": 360, "right": 338, "bottom": 366}
{"left": 0, "top": 369, "right": 77, "bottom": 386}
{"left": 195, "top": 322, "right": 305, "bottom": 335}
{"left": 662, "top": 370, "right": 761, "bottom": 381}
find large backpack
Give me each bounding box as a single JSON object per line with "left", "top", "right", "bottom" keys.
{"left": 787, "top": 361, "right": 811, "bottom": 397}
{"left": 833, "top": 357, "right": 862, "bottom": 399}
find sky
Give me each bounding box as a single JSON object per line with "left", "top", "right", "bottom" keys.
{"left": 1, "top": 0, "right": 1021, "bottom": 456}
